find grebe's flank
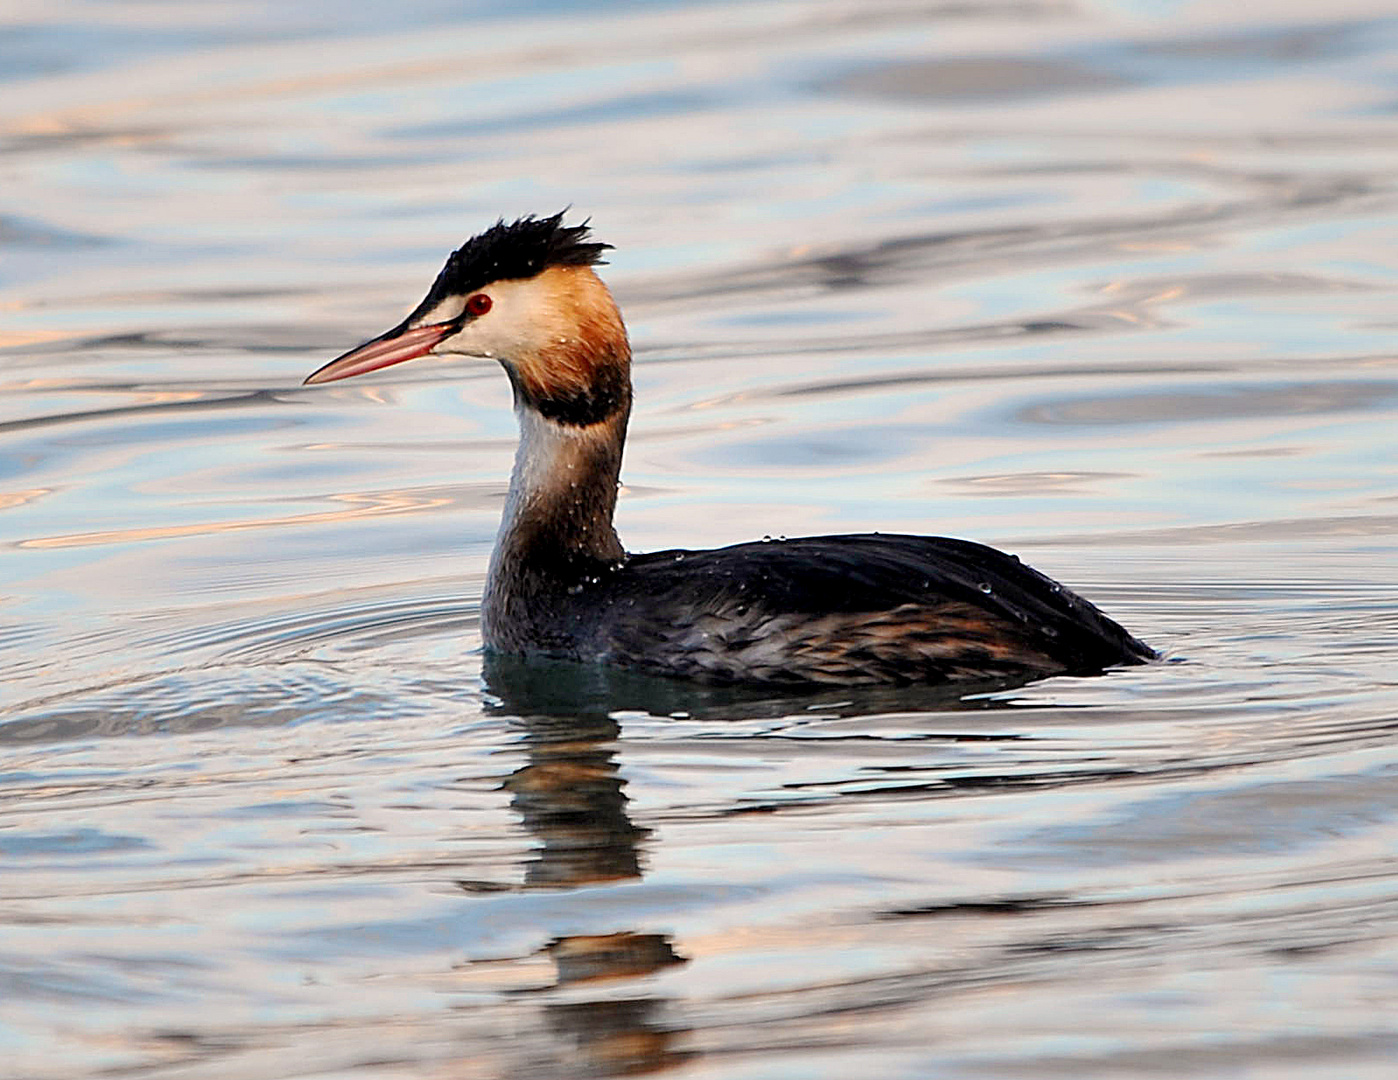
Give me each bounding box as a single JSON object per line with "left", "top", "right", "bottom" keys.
{"left": 304, "top": 213, "right": 1154, "bottom": 685}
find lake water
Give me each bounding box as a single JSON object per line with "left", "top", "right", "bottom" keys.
{"left": 3, "top": 1, "right": 1398, "bottom": 1076}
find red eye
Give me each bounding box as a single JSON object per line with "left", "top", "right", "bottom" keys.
{"left": 465, "top": 293, "right": 492, "bottom": 317}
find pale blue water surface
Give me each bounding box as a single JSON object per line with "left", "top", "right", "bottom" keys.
{"left": 3, "top": 1, "right": 1398, "bottom": 1077}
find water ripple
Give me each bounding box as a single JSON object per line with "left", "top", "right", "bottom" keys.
{"left": 3, "top": 1, "right": 1398, "bottom": 1077}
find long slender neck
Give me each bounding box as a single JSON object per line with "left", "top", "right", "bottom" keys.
{"left": 497, "top": 405, "right": 628, "bottom": 566}
{"left": 482, "top": 402, "right": 630, "bottom": 646}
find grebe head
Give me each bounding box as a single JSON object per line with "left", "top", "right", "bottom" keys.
{"left": 304, "top": 212, "right": 629, "bottom": 427}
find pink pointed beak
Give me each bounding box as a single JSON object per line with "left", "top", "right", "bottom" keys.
{"left": 303, "top": 322, "right": 455, "bottom": 385}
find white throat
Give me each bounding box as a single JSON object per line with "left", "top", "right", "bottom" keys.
{"left": 496, "top": 406, "right": 580, "bottom": 540}
{"left": 485, "top": 403, "right": 626, "bottom": 583}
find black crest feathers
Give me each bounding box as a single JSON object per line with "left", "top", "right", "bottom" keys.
{"left": 428, "top": 212, "right": 611, "bottom": 302}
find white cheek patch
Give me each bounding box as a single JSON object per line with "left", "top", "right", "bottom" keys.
{"left": 434, "top": 275, "right": 564, "bottom": 361}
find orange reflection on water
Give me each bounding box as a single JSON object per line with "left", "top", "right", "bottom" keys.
{"left": 18, "top": 488, "right": 454, "bottom": 549}
{"left": 0, "top": 330, "right": 71, "bottom": 349}
{"left": 0, "top": 488, "right": 54, "bottom": 512}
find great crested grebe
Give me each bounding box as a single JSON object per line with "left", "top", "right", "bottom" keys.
{"left": 305, "top": 213, "right": 1154, "bottom": 685}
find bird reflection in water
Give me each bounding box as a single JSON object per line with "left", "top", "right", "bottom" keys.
{"left": 475, "top": 654, "right": 1035, "bottom": 1075}
{"left": 481, "top": 655, "right": 689, "bottom": 1077}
